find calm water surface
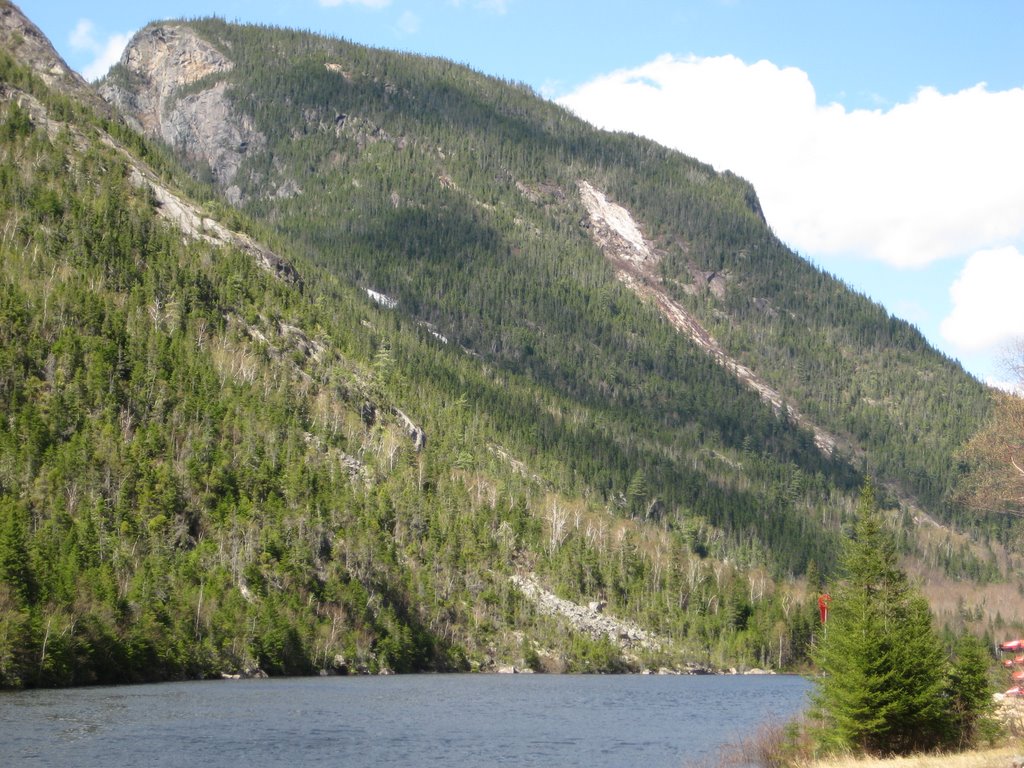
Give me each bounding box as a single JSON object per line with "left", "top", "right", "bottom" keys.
{"left": 0, "top": 673, "right": 809, "bottom": 767}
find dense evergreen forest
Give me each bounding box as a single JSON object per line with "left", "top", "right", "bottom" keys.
{"left": 0, "top": 4, "right": 1016, "bottom": 687}
{"left": 119, "top": 17, "right": 990, "bottom": 520}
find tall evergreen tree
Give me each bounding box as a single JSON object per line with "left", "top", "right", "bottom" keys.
{"left": 0, "top": 499, "right": 35, "bottom": 607}
{"left": 945, "top": 633, "right": 998, "bottom": 749}
{"left": 811, "top": 482, "right": 949, "bottom": 755}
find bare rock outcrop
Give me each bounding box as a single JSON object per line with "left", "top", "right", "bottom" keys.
{"left": 393, "top": 407, "right": 427, "bottom": 452}
{"left": 118, "top": 155, "right": 301, "bottom": 287}
{"left": 0, "top": 11, "right": 301, "bottom": 290}
{"left": 99, "top": 24, "right": 266, "bottom": 197}
{"left": 578, "top": 181, "right": 657, "bottom": 268}
{"left": 360, "top": 402, "right": 426, "bottom": 452}
{"left": 0, "top": 1, "right": 111, "bottom": 114}
{"left": 578, "top": 179, "right": 844, "bottom": 458}
{"left": 510, "top": 573, "right": 661, "bottom": 654}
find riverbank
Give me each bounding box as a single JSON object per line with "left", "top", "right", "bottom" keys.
{"left": 804, "top": 745, "right": 1020, "bottom": 768}
{"left": 799, "top": 700, "right": 1024, "bottom": 767}
{"left": 705, "top": 699, "right": 1024, "bottom": 768}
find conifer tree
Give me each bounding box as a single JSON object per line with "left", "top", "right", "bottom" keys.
{"left": 946, "top": 633, "right": 997, "bottom": 749}
{"left": 0, "top": 499, "right": 35, "bottom": 607}
{"left": 811, "top": 482, "right": 948, "bottom": 755}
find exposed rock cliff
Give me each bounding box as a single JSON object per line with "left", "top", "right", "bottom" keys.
{"left": 578, "top": 180, "right": 846, "bottom": 458}
{"left": 0, "top": 1, "right": 110, "bottom": 114}
{"left": 120, "top": 152, "right": 302, "bottom": 286}
{"left": 99, "top": 24, "right": 266, "bottom": 202}
{"left": 0, "top": 8, "right": 302, "bottom": 290}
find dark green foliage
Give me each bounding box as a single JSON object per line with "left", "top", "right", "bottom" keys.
{"left": 0, "top": 12, "right": 1005, "bottom": 689}
{"left": 0, "top": 53, "right": 477, "bottom": 685}
{"left": 812, "top": 483, "right": 949, "bottom": 755}
{"left": 946, "top": 634, "right": 999, "bottom": 749}
{"left": 0, "top": 498, "right": 35, "bottom": 606}
{"left": 118, "top": 15, "right": 989, "bottom": 532}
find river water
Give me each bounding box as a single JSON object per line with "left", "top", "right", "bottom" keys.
{"left": 0, "top": 673, "right": 810, "bottom": 767}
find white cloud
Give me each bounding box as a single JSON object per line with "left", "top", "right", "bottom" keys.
{"left": 557, "top": 55, "right": 1024, "bottom": 270}
{"left": 69, "top": 19, "right": 97, "bottom": 51}
{"left": 68, "top": 19, "right": 132, "bottom": 81}
{"left": 940, "top": 246, "right": 1024, "bottom": 353}
{"left": 397, "top": 11, "right": 420, "bottom": 34}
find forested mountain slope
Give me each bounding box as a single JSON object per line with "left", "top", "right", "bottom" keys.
{"left": 101, "top": 18, "right": 991, "bottom": 518}
{"left": 0, "top": 3, "right": 1014, "bottom": 688}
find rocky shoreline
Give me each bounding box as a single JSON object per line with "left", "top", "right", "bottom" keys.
{"left": 214, "top": 572, "right": 781, "bottom": 679}
{"left": 212, "top": 573, "right": 782, "bottom": 680}
{"left": 509, "top": 572, "right": 775, "bottom": 676}
{"left": 216, "top": 663, "right": 779, "bottom": 679}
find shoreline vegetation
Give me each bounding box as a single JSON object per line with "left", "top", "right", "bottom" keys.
{"left": 703, "top": 727, "right": 1022, "bottom": 768}
{"left": 702, "top": 743, "right": 1024, "bottom": 768}
{"left": 694, "top": 485, "right": 1021, "bottom": 768}
{"left": 703, "top": 700, "right": 1024, "bottom": 768}
{"left": 805, "top": 747, "right": 1021, "bottom": 768}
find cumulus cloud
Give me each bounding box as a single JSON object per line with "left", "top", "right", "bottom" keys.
{"left": 557, "top": 55, "right": 1024, "bottom": 270}
{"left": 397, "top": 11, "right": 420, "bottom": 34}
{"left": 320, "top": 0, "right": 392, "bottom": 8}
{"left": 940, "top": 246, "right": 1024, "bottom": 353}
{"left": 69, "top": 19, "right": 97, "bottom": 51}
{"left": 69, "top": 19, "right": 132, "bottom": 82}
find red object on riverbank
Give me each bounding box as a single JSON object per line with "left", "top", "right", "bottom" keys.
{"left": 818, "top": 593, "right": 831, "bottom": 624}
{"left": 998, "top": 642, "right": 1024, "bottom": 697}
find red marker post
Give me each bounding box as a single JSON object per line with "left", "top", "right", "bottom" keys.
{"left": 818, "top": 593, "right": 831, "bottom": 624}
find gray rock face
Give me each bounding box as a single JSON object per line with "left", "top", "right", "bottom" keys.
{"left": 126, "top": 162, "right": 302, "bottom": 287}
{"left": 165, "top": 80, "right": 266, "bottom": 190}
{"left": 100, "top": 24, "right": 266, "bottom": 195}
{"left": 510, "top": 573, "right": 660, "bottom": 653}
{"left": 0, "top": 2, "right": 110, "bottom": 113}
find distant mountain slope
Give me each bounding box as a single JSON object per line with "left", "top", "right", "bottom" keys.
{"left": 0, "top": 3, "right": 1013, "bottom": 689}
{"left": 102, "top": 17, "right": 990, "bottom": 517}
{"left": 0, "top": 1, "right": 107, "bottom": 112}
{"left": 0, "top": 2, "right": 832, "bottom": 686}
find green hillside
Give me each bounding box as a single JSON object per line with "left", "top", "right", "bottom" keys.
{"left": 106, "top": 17, "right": 989, "bottom": 516}
{"left": 0, "top": 4, "right": 1009, "bottom": 688}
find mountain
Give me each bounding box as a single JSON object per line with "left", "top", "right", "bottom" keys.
{"left": 0, "top": 2, "right": 1016, "bottom": 688}
{"left": 99, "top": 17, "right": 994, "bottom": 513}
{"left": 0, "top": 2, "right": 108, "bottom": 111}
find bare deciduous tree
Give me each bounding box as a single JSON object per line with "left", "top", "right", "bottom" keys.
{"left": 958, "top": 341, "right": 1024, "bottom": 515}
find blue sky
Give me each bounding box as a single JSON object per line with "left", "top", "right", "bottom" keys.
{"left": 18, "top": 0, "right": 1024, "bottom": 387}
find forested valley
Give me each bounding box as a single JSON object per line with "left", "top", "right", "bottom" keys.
{"left": 0, "top": 3, "right": 1019, "bottom": 688}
